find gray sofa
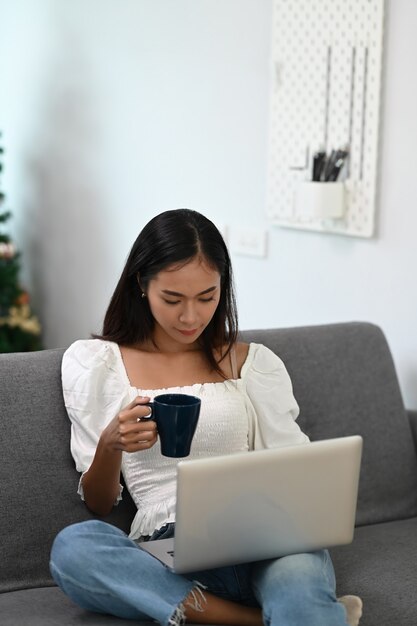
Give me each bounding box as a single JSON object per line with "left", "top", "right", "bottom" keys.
{"left": 1, "top": 321, "right": 417, "bottom": 626}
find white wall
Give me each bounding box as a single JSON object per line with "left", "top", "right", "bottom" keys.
{"left": 1, "top": 0, "right": 417, "bottom": 408}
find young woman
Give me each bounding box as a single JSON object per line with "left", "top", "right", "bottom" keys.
{"left": 50, "top": 209, "right": 362, "bottom": 626}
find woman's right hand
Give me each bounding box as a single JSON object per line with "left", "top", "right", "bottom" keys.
{"left": 101, "top": 396, "right": 158, "bottom": 454}
{"left": 81, "top": 397, "right": 157, "bottom": 515}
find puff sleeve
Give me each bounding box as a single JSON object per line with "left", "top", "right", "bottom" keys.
{"left": 62, "top": 339, "right": 134, "bottom": 500}
{"left": 242, "top": 343, "right": 310, "bottom": 450}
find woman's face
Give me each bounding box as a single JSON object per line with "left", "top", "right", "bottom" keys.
{"left": 145, "top": 256, "right": 221, "bottom": 351}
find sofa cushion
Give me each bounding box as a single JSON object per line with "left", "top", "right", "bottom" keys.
{"left": 0, "top": 587, "right": 132, "bottom": 626}
{"left": 330, "top": 516, "right": 417, "bottom": 626}
{"left": 0, "top": 587, "right": 218, "bottom": 626}
{"left": 0, "top": 349, "right": 136, "bottom": 594}
{"left": 241, "top": 322, "right": 417, "bottom": 526}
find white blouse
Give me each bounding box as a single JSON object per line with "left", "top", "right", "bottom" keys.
{"left": 62, "top": 340, "right": 309, "bottom": 539}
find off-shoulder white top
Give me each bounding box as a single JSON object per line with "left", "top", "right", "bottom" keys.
{"left": 62, "top": 340, "right": 309, "bottom": 540}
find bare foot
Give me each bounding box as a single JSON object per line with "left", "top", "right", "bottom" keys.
{"left": 338, "top": 595, "right": 363, "bottom": 626}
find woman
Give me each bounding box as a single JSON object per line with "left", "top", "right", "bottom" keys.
{"left": 50, "top": 209, "right": 362, "bottom": 626}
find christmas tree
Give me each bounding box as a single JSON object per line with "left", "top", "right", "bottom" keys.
{"left": 0, "top": 134, "right": 42, "bottom": 352}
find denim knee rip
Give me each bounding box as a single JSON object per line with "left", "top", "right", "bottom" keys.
{"left": 168, "top": 582, "right": 207, "bottom": 626}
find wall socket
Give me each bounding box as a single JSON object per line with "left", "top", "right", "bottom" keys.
{"left": 229, "top": 226, "right": 268, "bottom": 258}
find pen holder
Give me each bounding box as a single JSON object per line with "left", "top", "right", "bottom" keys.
{"left": 294, "top": 182, "right": 345, "bottom": 219}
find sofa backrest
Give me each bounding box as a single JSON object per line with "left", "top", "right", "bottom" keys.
{"left": 241, "top": 322, "right": 417, "bottom": 526}
{"left": 0, "top": 348, "right": 136, "bottom": 594}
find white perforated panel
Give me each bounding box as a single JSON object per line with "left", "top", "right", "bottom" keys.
{"left": 266, "top": 0, "right": 385, "bottom": 237}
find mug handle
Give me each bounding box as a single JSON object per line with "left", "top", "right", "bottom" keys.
{"left": 138, "top": 401, "right": 154, "bottom": 421}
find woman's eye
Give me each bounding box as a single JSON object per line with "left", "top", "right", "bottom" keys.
{"left": 162, "top": 296, "right": 215, "bottom": 305}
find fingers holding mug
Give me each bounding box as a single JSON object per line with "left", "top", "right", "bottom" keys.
{"left": 118, "top": 418, "right": 157, "bottom": 452}
{"left": 120, "top": 396, "right": 154, "bottom": 423}
{"left": 116, "top": 397, "right": 157, "bottom": 452}
{"left": 132, "top": 419, "right": 158, "bottom": 449}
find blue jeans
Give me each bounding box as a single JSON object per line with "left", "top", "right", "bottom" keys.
{"left": 50, "top": 520, "right": 349, "bottom": 626}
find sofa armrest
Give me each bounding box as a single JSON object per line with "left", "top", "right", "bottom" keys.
{"left": 407, "top": 409, "right": 417, "bottom": 452}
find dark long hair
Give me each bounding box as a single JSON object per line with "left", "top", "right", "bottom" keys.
{"left": 95, "top": 209, "right": 238, "bottom": 374}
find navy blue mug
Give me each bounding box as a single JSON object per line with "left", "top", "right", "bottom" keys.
{"left": 144, "top": 393, "right": 201, "bottom": 458}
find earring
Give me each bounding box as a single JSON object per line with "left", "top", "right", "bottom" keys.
{"left": 141, "top": 292, "right": 146, "bottom": 299}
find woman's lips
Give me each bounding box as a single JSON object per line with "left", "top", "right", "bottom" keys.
{"left": 177, "top": 328, "right": 199, "bottom": 336}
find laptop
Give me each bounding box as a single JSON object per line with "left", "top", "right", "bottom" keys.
{"left": 140, "top": 435, "right": 363, "bottom": 573}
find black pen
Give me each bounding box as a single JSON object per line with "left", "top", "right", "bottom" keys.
{"left": 312, "top": 149, "right": 326, "bottom": 181}
{"left": 323, "top": 149, "right": 338, "bottom": 181}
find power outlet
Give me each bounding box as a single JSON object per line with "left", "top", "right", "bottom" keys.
{"left": 229, "top": 227, "right": 268, "bottom": 258}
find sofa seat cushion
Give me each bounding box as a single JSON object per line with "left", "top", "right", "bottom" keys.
{"left": 0, "top": 586, "right": 216, "bottom": 626}
{"left": 0, "top": 587, "right": 137, "bottom": 626}
{"left": 330, "top": 516, "right": 417, "bottom": 626}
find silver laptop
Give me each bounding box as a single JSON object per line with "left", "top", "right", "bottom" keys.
{"left": 140, "top": 435, "right": 362, "bottom": 573}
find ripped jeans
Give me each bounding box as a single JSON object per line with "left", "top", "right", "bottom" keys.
{"left": 50, "top": 520, "right": 349, "bottom": 626}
